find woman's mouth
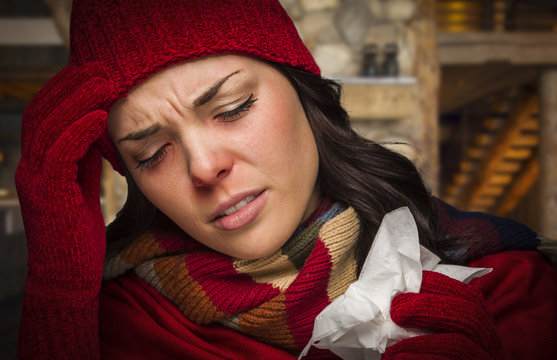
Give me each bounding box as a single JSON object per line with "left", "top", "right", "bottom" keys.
{"left": 211, "top": 190, "right": 267, "bottom": 231}
{"left": 215, "top": 194, "right": 257, "bottom": 219}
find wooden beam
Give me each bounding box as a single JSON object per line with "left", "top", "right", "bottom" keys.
{"left": 438, "top": 32, "right": 557, "bottom": 65}
{"left": 440, "top": 64, "right": 538, "bottom": 113}
{"left": 413, "top": 0, "right": 441, "bottom": 193}
{"left": 539, "top": 70, "right": 557, "bottom": 239}
{"left": 495, "top": 155, "right": 539, "bottom": 216}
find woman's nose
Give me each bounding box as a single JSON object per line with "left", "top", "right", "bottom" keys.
{"left": 186, "top": 137, "right": 232, "bottom": 188}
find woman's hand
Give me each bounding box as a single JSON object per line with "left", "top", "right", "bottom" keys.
{"left": 16, "top": 62, "right": 113, "bottom": 359}
{"left": 383, "top": 271, "right": 506, "bottom": 360}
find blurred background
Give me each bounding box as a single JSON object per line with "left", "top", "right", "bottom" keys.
{"left": 1, "top": 0, "right": 556, "bottom": 358}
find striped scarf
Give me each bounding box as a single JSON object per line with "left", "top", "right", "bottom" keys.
{"left": 104, "top": 198, "right": 552, "bottom": 357}
{"left": 104, "top": 200, "right": 358, "bottom": 356}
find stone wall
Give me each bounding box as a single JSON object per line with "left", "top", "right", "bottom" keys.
{"left": 280, "top": 0, "right": 440, "bottom": 191}
{"left": 281, "top": 0, "right": 417, "bottom": 77}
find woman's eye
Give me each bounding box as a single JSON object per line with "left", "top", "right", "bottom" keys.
{"left": 134, "top": 144, "right": 169, "bottom": 170}
{"left": 216, "top": 94, "right": 257, "bottom": 121}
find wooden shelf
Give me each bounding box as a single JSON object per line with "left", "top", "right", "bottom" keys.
{"left": 338, "top": 77, "right": 418, "bottom": 120}
{"left": 438, "top": 32, "right": 557, "bottom": 65}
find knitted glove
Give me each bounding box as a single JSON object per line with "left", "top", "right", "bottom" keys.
{"left": 383, "top": 271, "right": 506, "bottom": 360}
{"left": 15, "top": 63, "right": 113, "bottom": 360}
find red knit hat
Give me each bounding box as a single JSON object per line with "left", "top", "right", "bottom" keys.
{"left": 68, "top": 0, "right": 319, "bottom": 172}
{"left": 69, "top": 0, "right": 319, "bottom": 97}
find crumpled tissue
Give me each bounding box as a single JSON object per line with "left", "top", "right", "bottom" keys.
{"left": 299, "top": 207, "right": 491, "bottom": 360}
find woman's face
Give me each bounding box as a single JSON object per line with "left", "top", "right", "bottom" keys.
{"left": 108, "top": 55, "right": 321, "bottom": 259}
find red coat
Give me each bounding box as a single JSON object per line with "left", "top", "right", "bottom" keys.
{"left": 99, "top": 250, "right": 557, "bottom": 359}
{"left": 469, "top": 250, "right": 557, "bottom": 359}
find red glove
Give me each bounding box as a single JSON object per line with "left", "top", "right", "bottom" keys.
{"left": 383, "top": 271, "right": 506, "bottom": 360}
{"left": 16, "top": 63, "right": 113, "bottom": 359}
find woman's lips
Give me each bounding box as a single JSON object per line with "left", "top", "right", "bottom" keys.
{"left": 211, "top": 190, "right": 267, "bottom": 231}
{"left": 217, "top": 194, "right": 257, "bottom": 218}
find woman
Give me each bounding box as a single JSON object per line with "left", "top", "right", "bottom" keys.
{"left": 16, "top": 0, "right": 557, "bottom": 359}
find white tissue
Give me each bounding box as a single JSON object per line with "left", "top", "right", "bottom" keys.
{"left": 299, "top": 207, "right": 491, "bottom": 360}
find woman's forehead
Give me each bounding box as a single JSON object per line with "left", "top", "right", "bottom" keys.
{"left": 132, "top": 54, "right": 262, "bottom": 90}
{"left": 107, "top": 55, "right": 277, "bottom": 132}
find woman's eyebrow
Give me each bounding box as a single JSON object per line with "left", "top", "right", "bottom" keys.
{"left": 193, "top": 70, "right": 240, "bottom": 108}
{"left": 117, "top": 70, "right": 241, "bottom": 144}
{"left": 118, "top": 124, "right": 161, "bottom": 143}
